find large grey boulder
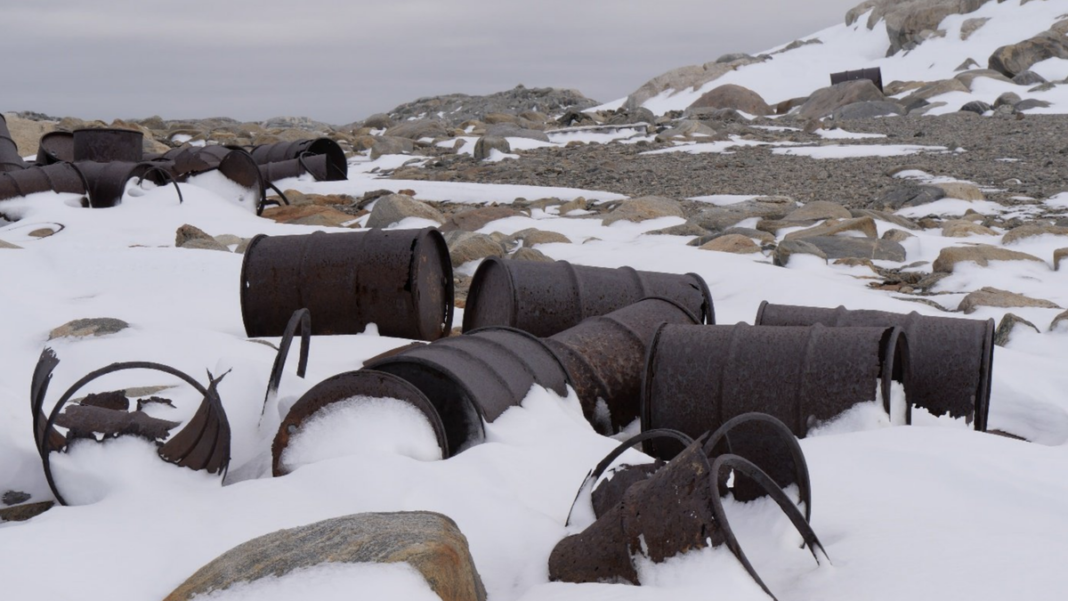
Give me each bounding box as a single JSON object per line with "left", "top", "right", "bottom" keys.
{"left": 624, "top": 56, "right": 766, "bottom": 110}
{"left": 371, "top": 136, "right": 415, "bottom": 159}
{"left": 366, "top": 194, "right": 446, "bottom": 228}
{"left": 695, "top": 196, "right": 799, "bottom": 230}
{"left": 872, "top": 184, "right": 946, "bottom": 210}
{"left": 447, "top": 232, "right": 506, "bottom": 266}
{"left": 849, "top": 0, "right": 990, "bottom": 56}
{"left": 797, "top": 80, "right": 885, "bottom": 120}
{"left": 687, "top": 84, "right": 771, "bottom": 116}
{"left": 163, "top": 512, "right": 486, "bottom": 601}
{"left": 602, "top": 196, "right": 685, "bottom": 225}
{"left": 803, "top": 236, "right": 906, "bottom": 261}
{"left": 774, "top": 239, "right": 827, "bottom": 266}
{"left": 473, "top": 136, "right": 511, "bottom": 161}
{"left": 990, "top": 29, "right": 1068, "bottom": 77}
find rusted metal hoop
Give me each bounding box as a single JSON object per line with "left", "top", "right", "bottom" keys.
{"left": 38, "top": 360, "right": 228, "bottom": 506}
{"left": 263, "top": 308, "right": 311, "bottom": 412}
{"left": 707, "top": 453, "right": 829, "bottom": 601}
{"left": 136, "top": 166, "right": 184, "bottom": 204}
{"left": 563, "top": 428, "right": 694, "bottom": 527}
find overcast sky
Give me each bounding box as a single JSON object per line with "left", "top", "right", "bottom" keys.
{"left": 0, "top": 0, "right": 860, "bottom": 124}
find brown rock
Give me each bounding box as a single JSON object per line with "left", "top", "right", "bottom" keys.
{"left": 366, "top": 194, "right": 446, "bottom": 228}
{"left": 163, "top": 512, "right": 486, "bottom": 601}
{"left": 49, "top": 318, "right": 130, "bottom": 340}
{"left": 774, "top": 239, "right": 827, "bottom": 266}
{"left": 882, "top": 229, "right": 914, "bottom": 242}
{"left": 447, "top": 233, "right": 505, "bottom": 266}
{"left": 1, "top": 113, "right": 56, "bottom": 157}
{"left": 507, "top": 228, "right": 571, "bottom": 246}
{"left": 942, "top": 220, "right": 996, "bottom": 237}
{"left": 602, "top": 196, "right": 684, "bottom": 225}
{"left": 785, "top": 201, "right": 852, "bottom": 221}
{"left": 28, "top": 228, "right": 54, "bottom": 238}
{"left": 994, "top": 312, "right": 1040, "bottom": 346}
{"left": 0, "top": 501, "right": 54, "bottom": 523}
{"left": 440, "top": 206, "right": 521, "bottom": 232}
{"left": 933, "top": 181, "right": 985, "bottom": 201}
{"left": 261, "top": 205, "right": 354, "bottom": 227}
{"left": 933, "top": 245, "right": 1045, "bottom": 273}
{"left": 1055, "top": 248, "right": 1068, "bottom": 271}
{"left": 0, "top": 239, "right": 23, "bottom": 249}
{"left": 1002, "top": 225, "right": 1068, "bottom": 245}
{"left": 687, "top": 84, "right": 771, "bottom": 116}
{"left": 698, "top": 234, "right": 761, "bottom": 254}
{"left": 797, "top": 80, "right": 885, "bottom": 120}
{"left": 784, "top": 217, "right": 878, "bottom": 240}
{"left": 1050, "top": 309, "right": 1068, "bottom": 332}
{"left": 511, "top": 247, "right": 553, "bottom": 262}
{"left": 958, "top": 287, "right": 1061, "bottom": 314}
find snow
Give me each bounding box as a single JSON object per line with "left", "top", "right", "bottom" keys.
{"left": 772, "top": 144, "right": 949, "bottom": 159}
{"left": 198, "top": 562, "right": 441, "bottom": 601}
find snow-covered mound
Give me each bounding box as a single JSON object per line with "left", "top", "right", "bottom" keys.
{"left": 611, "top": 0, "right": 1068, "bottom": 116}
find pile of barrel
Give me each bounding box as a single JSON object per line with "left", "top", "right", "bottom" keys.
{"left": 0, "top": 115, "right": 346, "bottom": 211}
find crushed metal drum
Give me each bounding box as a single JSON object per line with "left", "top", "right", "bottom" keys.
{"left": 755, "top": 302, "right": 994, "bottom": 430}
{"left": 642, "top": 322, "right": 909, "bottom": 452}
{"left": 35, "top": 131, "right": 74, "bottom": 165}
{"left": 830, "top": 67, "right": 884, "bottom": 92}
{"left": 73, "top": 161, "right": 183, "bottom": 208}
{"left": 248, "top": 138, "right": 348, "bottom": 181}
{"left": 366, "top": 327, "right": 569, "bottom": 455}
{"left": 0, "top": 162, "right": 87, "bottom": 203}
{"left": 72, "top": 128, "right": 144, "bottom": 163}
{"left": 549, "top": 435, "right": 827, "bottom": 600}
{"left": 542, "top": 297, "right": 700, "bottom": 434}
{"left": 0, "top": 114, "right": 27, "bottom": 172}
{"left": 240, "top": 228, "right": 454, "bottom": 341}
{"left": 148, "top": 145, "right": 266, "bottom": 211}
{"left": 271, "top": 369, "right": 448, "bottom": 476}
{"left": 30, "top": 349, "right": 231, "bottom": 506}
{"left": 258, "top": 153, "right": 338, "bottom": 184}
{"left": 462, "top": 257, "right": 715, "bottom": 337}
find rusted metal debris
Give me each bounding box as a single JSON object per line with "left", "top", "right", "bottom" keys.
{"left": 271, "top": 369, "right": 448, "bottom": 476}
{"left": 462, "top": 257, "right": 715, "bottom": 337}
{"left": 366, "top": 327, "right": 569, "bottom": 454}
{"left": 240, "top": 228, "right": 454, "bottom": 341}
{"left": 830, "top": 67, "right": 884, "bottom": 92}
{"left": 31, "top": 348, "right": 231, "bottom": 506}
{"left": 72, "top": 128, "right": 144, "bottom": 163}
{"left": 642, "top": 323, "right": 909, "bottom": 447}
{"left": 35, "top": 131, "right": 74, "bottom": 165}
{"left": 147, "top": 145, "right": 270, "bottom": 212}
{"left": 75, "top": 160, "right": 184, "bottom": 208}
{"left": 248, "top": 138, "right": 348, "bottom": 181}
{"left": 755, "top": 302, "right": 994, "bottom": 430}
{"left": 542, "top": 297, "right": 700, "bottom": 434}
{"left": 550, "top": 433, "right": 827, "bottom": 600}
{"left": 0, "top": 114, "right": 27, "bottom": 173}
{"left": 262, "top": 308, "right": 310, "bottom": 411}
{"left": 0, "top": 162, "right": 88, "bottom": 203}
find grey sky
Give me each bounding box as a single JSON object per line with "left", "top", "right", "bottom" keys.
{"left": 0, "top": 0, "right": 860, "bottom": 124}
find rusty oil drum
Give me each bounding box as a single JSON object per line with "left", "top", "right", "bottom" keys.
{"left": 755, "top": 302, "right": 994, "bottom": 430}
{"left": 240, "top": 228, "right": 454, "bottom": 341}
{"left": 72, "top": 128, "right": 144, "bottom": 163}
{"left": 462, "top": 257, "right": 715, "bottom": 337}
{"left": 0, "top": 114, "right": 27, "bottom": 172}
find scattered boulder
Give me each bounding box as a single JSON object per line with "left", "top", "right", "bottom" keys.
{"left": 832, "top": 100, "right": 905, "bottom": 120}
{"left": 1054, "top": 248, "right": 1068, "bottom": 271}
{"left": 1012, "top": 70, "right": 1047, "bottom": 86}
{"left": 774, "top": 239, "right": 827, "bottom": 266}
{"left": 687, "top": 84, "right": 771, "bottom": 116}
{"left": 851, "top": 208, "right": 920, "bottom": 230}
{"left": 1016, "top": 98, "right": 1053, "bottom": 111}
{"left": 1, "top": 113, "right": 56, "bottom": 157}
{"left": 989, "top": 29, "right": 1068, "bottom": 77}
{"left": 0, "top": 501, "right": 54, "bottom": 523}
{"left": 942, "top": 220, "right": 996, "bottom": 237}
{"left": 798, "top": 80, "right": 885, "bottom": 120}
{"left": 994, "top": 312, "right": 1040, "bottom": 346}
{"left": 655, "top": 120, "right": 720, "bottom": 141}
{"left": 371, "top": 136, "right": 415, "bottom": 159}
{"left": 954, "top": 69, "right": 1013, "bottom": 89}
{"left": 175, "top": 223, "right": 231, "bottom": 251}
{"left": 386, "top": 120, "right": 449, "bottom": 140}
{"left": 262, "top": 205, "right": 354, "bottom": 227}
{"left": 933, "top": 181, "right": 985, "bottom": 200}
{"left": 960, "top": 17, "right": 989, "bottom": 41}
{"left": 602, "top": 196, "right": 685, "bottom": 225}
{"left": 473, "top": 136, "right": 511, "bottom": 161}
{"left": 440, "top": 206, "right": 522, "bottom": 233}
{"left": 785, "top": 201, "right": 852, "bottom": 221}
{"left": 2, "top": 491, "right": 30, "bottom": 506}
{"left": 447, "top": 232, "right": 505, "bottom": 267}
{"left": 1003, "top": 224, "right": 1068, "bottom": 245}
{"left": 695, "top": 196, "right": 799, "bottom": 230}
{"left": 363, "top": 113, "right": 395, "bottom": 129}
{"left": 484, "top": 124, "right": 551, "bottom": 142}
{"left": 883, "top": 228, "right": 914, "bottom": 242}
{"left": 901, "top": 79, "right": 969, "bottom": 106}
{"left": 698, "top": 234, "right": 761, "bottom": 254}
{"left": 507, "top": 228, "right": 570, "bottom": 246}
{"left": 49, "top": 318, "right": 130, "bottom": 340}
{"left": 647, "top": 221, "right": 711, "bottom": 237}
{"left": 784, "top": 216, "right": 878, "bottom": 240}
{"left": 933, "top": 245, "right": 1045, "bottom": 273}
{"left": 872, "top": 184, "right": 946, "bottom": 210}
{"left": 624, "top": 55, "right": 766, "bottom": 110}
{"left": 994, "top": 92, "right": 1022, "bottom": 108}
{"left": 955, "top": 58, "right": 980, "bottom": 71}
{"left": 960, "top": 100, "right": 992, "bottom": 115}
{"left": 366, "top": 194, "right": 446, "bottom": 228}
{"left": 804, "top": 236, "right": 906, "bottom": 261}
{"left": 958, "top": 287, "right": 1061, "bottom": 314}
{"left": 1050, "top": 309, "right": 1068, "bottom": 332}
{"left": 511, "top": 247, "right": 553, "bottom": 262}
{"left": 162, "top": 512, "right": 486, "bottom": 601}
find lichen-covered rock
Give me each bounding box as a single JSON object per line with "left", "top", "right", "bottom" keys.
{"left": 989, "top": 29, "right": 1068, "bottom": 77}
{"left": 695, "top": 196, "right": 799, "bottom": 230}
{"left": 784, "top": 216, "right": 878, "bottom": 240}
{"left": 1002, "top": 225, "right": 1068, "bottom": 245}
{"left": 474, "top": 136, "right": 511, "bottom": 160}
{"left": 162, "top": 512, "right": 486, "bottom": 601}
{"left": 774, "top": 239, "right": 828, "bottom": 266}
{"left": 942, "top": 220, "right": 996, "bottom": 237}
{"left": 804, "top": 236, "right": 906, "bottom": 262}
{"left": 958, "top": 287, "right": 1061, "bottom": 314}
{"left": 687, "top": 84, "right": 771, "bottom": 116}
{"left": 447, "top": 232, "right": 505, "bottom": 267}
{"left": 798, "top": 80, "right": 885, "bottom": 120}
{"left": 48, "top": 318, "right": 130, "bottom": 340}
{"left": 698, "top": 234, "right": 761, "bottom": 254}
{"left": 994, "top": 312, "right": 1040, "bottom": 346}
{"left": 366, "top": 194, "right": 446, "bottom": 228}
{"left": 261, "top": 205, "right": 354, "bottom": 227}
{"left": 602, "top": 196, "right": 685, "bottom": 226}
{"left": 440, "top": 206, "right": 522, "bottom": 233}
{"left": 933, "top": 245, "right": 1045, "bottom": 273}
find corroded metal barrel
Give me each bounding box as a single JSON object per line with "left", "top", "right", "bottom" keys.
{"left": 272, "top": 369, "right": 448, "bottom": 475}
{"left": 755, "top": 302, "right": 993, "bottom": 430}
{"left": 365, "top": 328, "right": 569, "bottom": 455}
{"left": 0, "top": 114, "right": 27, "bottom": 172}
{"left": 248, "top": 138, "right": 347, "bottom": 181}
{"left": 72, "top": 128, "right": 144, "bottom": 163}
{"left": 240, "top": 228, "right": 454, "bottom": 340}
{"left": 543, "top": 297, "right": 700, "bottom": 434}
{"left": 0, "top": 162, "right": 86, "bottom": 202}
{"left": 830, "top": 67, "right": 883, "bottom": 92}
{"left": 462, "top": 257, "right": 715, "bottom": 336}
{"left": 73, "top": 161, "right": 160, "bottom": 208}
{"left": 36, "top": 131, "right": 74, "bottom": 165}
{"left": 148, "top": 145, "right": 265, "bottom": 205}
{"left": 258, "top": 153, "right": 338, "bottom": 183}
{"left": 642, "top": 323, "right": 909, "bottom": 464}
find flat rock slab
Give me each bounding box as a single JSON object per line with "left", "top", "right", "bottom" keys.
{"left": 698, "top": 234, "right": 761, "bottom": 254}
{"left": 367, "top": 194, "right": 446, "bottom": 228}
{"left": 933, "top": 245, "right": 1045, "bottom": 273}
{"left": 784, "top": 216, "right": 878, "bottom": 241}
{"left": 602, "top": 196, "right": 684, "bottom": 225}
{"left": 163, "top": 511, "right": 486, "bottom": 601}
{"left": 803, "top": 236, "right": 906, "bottom": 262}
{"left": 958, "top": 287, "right": 1061, "bottom": 314}
{"left": 441, "top": 206, "right": 522, "bottom": 232}
{"left": 1002, "top": 225, "right": 1068, "bottom": 245}
{"left": 48, "top": 317, "right": 130, "bottom": 340}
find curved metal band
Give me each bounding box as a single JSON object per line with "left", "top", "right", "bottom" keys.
{"left": 263, "top": 308, "right": 311, "bottom": 412}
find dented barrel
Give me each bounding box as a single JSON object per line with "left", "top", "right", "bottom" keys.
{"left": 72, "top": 128, "right": 144, "bottom": 163}
{"left": 543, "top": 297, "right": 700, "bottom": 434}
{"left": 240, "top": 228, "right": 454, "bottom": 340}
{"left": 272, "top": 369, "right": 448, "bottom": 475}
{"left": 462, "top": 257, "right": 715, "bottom": 336}
{"left": 258, "top": 153, "right": 338, "bottom": 183}
{"left": 73, "top": 161, "right": 166, "bottom": 208}
{"left": 642, "top": 323, "right": 909, "bottom": 459}
{"left": 755, "top": 302, "right": 993, "bottom": 430}
{"left": 0, "top": 114, "right": 27, "bottom": 172}
{"left": 248, "top": 138, "right": 347, "bottom": 181}
{"left": 366, "top": 328, "right": 569, "bottom": 455}
{"left": 148, "top": 145, "right": 265, "bottom": 207}
{"left": 0, "top": 162, "right": 86, "bottom": 202}
{"left": 830, "top": 67, "right": 883, "bottom": 92}
{"left": 36, "top": 131, "right": 74, "bottom": 165}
